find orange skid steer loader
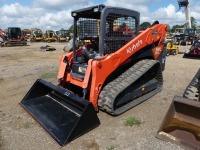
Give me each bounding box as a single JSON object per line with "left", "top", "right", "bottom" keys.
{"left": 20, "top": 5, "right": 167, "bottom": 146}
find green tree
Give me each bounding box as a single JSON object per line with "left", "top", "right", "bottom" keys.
{"left": 171, "top": 24, "right": 184, "bottom": 33}
{"left": 68, "top": 25, "right": 74, "bottom": 34}
{"left": 68, "top": 24, "right": 81, "bottom": 36}
{"left": 166, "top": 24, "right": 171, "bottom": 32}
{"left": 190, "top": 16, "right": 197, "bottom": 28}
{"left": 140, "top": 22, "right": 151, "bottom": 30}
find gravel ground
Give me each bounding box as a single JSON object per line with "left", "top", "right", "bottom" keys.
{"left": 0, "top": 42, "right": 199, "bottom": 150}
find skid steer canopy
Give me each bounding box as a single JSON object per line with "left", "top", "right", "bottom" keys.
{"left": 20, "top": 79, "right": 100, "bottom": 146}
{"left": 156, "top": 96, "right": 200, "bottom": 149}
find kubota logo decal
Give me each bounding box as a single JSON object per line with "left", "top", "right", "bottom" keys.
{"left": 152, "top": 45, "right": 163, "bottom": 59}
{"left": 127, "top": 40, "right": 143, "bottom": 54}
{"left": 155, "top": 47, "right": 162, "bottom": 55}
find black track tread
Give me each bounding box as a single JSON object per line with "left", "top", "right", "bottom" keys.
{"left": 183, "top": 69, "right": 200, "bottom": 101}
{"left": 98, "top": 59, "right": 163, "bottom": 115}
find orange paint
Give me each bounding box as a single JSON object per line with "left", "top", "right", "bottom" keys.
{"left": 57, "top": 24, "right": 167, "bottom": 109}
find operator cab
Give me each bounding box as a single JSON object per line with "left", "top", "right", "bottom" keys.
{"left": 71, "top": 4, "right": 140, "bottom": 79}
{"left": 7, "top": 27, "right": 22, "bottom": 40}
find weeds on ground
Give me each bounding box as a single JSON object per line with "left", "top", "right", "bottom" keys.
{"left": 0, "top": 78, "right": 4, "bottom": 81}
{"left": 40, "top": 72, "right": 56, "bottom": 79}
{"left": 23, "top": 122, "right": 31, "bottom": 129}
{"left": 107, "top": 145, "right": 115, "bottom": 150}
{"left": 7, "top": 116, "right": 32, "bottom": 129}
{"left": 124, "top": 116, "right": 142, "bottom": 126}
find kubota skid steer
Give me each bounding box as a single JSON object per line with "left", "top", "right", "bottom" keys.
{"left": 20, "top": 4, "right": 167, "bottom": 146}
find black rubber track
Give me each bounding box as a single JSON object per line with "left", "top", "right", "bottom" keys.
{"left": 183, "top": 68, "right": 200, "bottom": 101}
{"left": 98, "top": 59, "right": 163, "bottom": 116}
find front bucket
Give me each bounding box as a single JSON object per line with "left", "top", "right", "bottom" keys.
{"left": 183, "top": 53, "right": 200, "bottom": 59}
{"left": 20, "top": 79, "right": 100, "bottom": 146}
{"left": 156, "top": 96, "right": 200, "bottom": 149}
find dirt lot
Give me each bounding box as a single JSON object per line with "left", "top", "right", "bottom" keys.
{"left": 0, "top": 42, "right": 199, "bottom": 150}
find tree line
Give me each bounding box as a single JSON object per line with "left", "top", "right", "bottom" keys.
{"left": 140, "top": 17, "right": 199, "bottom": 32}
{"left": 67, "top": 16, "right": 199, "bottom": 35}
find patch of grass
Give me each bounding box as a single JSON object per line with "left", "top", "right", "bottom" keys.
{"left": 124, "top": 116, "right": 142, "bottom": 126}
{"left": 17, "top": 116, "right": 22, "bottom": 119}
{"left": 0, "top": 111, "right": 5, "bottom": 117}
{"left": 7, "top": 116, "right": 32, "bottom": 129}
{"left": 0, "top": 78, "right": 4, "bottom": 81}
{"left": 40, "top": 72, "right": 56, "bottom": 79}
{"left": 23, "top": 122, "right": 31, "bottom": 129}
{"left": 107, "top": 145, "right": 115, "bottom": 150}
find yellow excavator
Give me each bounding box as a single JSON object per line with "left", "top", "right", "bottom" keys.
{"left": 30, "top": 28, "right": 44, "bottom": 42}
{"left": 22, "top": 29, "right": 31, "bottom": 41}
{"left": 56, "top": 29, "right": 71, "bottom": 42}
{"left": 43, "top": 30, "right": 57, "bottom": 42}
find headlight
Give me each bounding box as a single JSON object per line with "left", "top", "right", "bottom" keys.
{"left": 72, "top": 13, "right": 77, "bottom": 17}
{"left": 93, "top": 8, "right": 99, "bottom": 12}
{"left": 78, "top": 66, "right": 87, "bottom": 74}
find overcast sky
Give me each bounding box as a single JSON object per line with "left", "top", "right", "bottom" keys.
{"left": 0, "top": 0, "right": 199, "bottom": 31}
